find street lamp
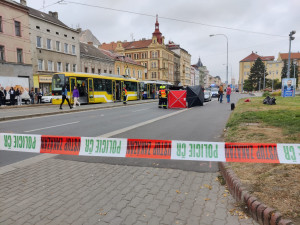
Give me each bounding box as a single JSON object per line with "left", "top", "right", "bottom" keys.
{"left": 287, "top": 30, "right": 296, "bottom": 78}
{"left": 210, "top": 34, "right": 228, "bottom": 85}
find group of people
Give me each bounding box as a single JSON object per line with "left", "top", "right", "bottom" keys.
{"left": 218, "top": 85, "right": 232, "bottom": 103}
{"left": 60, "top": 85, "right": 81, "bottom": 109}
{"left": 0, "top": 87, "right": 23, "bottom": 106}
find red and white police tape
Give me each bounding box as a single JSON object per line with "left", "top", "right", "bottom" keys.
{"left": 0, "top": 133, "right": 299, "bottom": 164}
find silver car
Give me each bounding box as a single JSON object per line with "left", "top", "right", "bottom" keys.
{"left": 204, "top": 89, "right": 212, "bottom": 101}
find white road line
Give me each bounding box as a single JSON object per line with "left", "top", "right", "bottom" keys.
{"left": 24, "top": 121, "right": 80, "bottom": 133}
{"left": 98, "top": 108, "right": 189, "bottom": 138}
{"left": 132, "top": 108, "right": 150, "bottom": 112}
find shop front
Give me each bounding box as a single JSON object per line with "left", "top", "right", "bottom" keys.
{"left": 33, "top": 74, "right": 53, "bottom": 95}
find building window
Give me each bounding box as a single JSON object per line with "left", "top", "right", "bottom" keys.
{"left": 56, "top": 41, "right": 60, "bottom": 51}
{"left": 0, "top": 45, "right": 5, "bottom": 61}
{"left": 36, "top": 26, "right": 40, "bottom": 29}
{"left": 0, "top": 16, "right": 2, "bottom": 32}
{"left": 57, "top": 62, "right": 62, "bottom": 72}
{"left": 138, "top": 70, "right": 142, "bottom": 79}
{"left": 133, "top": 69, "right": 135, "bottom": 77}
{"left": 104, "top": 69, "right": 107, "bottom": 73}
{"left": 134, "top": 54, "right": 138, "bottom": 60}
{"left": 17, "top": 48, "right": 23, "bottom": 63}
{"left": 64, "top": 43, "right": 68, "bottom": 53}
{"left": 85, "top": 67, "right": 88, "bottom": 73}
{"left": 38, "top": 59, "right": 44, "bottom": 71}
{"left": 109, "top": 70, "right": 112, "bottom": 74}
{"left": 152, "top": 51, "right": 158, "bottom": 58}
{"left": 72, "top": 64, "right": 76, "bottom": 72}
{"left": 47, "top": 29, "right": 50, "bottom": 32}
{"left": 36, "top": 36, "right": 42, "bottom": 48}
{"left": 47, "top": 39, "right": 51, "bottom": 50}
{"left": 48, "top": 61, "right": 53, "bottom": 71}
{"left": 92, "top": 68, "right": 95, "bottom": 73}
{"left": 144, "top": 62, "right": 147, "bottom": 69}
{"left": 151, "top": 72, "right": 157, "bottom": 78}
{"left": 98, "top": 69, "right": 101, "bottom": 74}
{"left": 15, "top": 21, "right": 21, "bottom": 36}
{"left": 65, "top": 63, "right": 69, "bottom": 72}
{"left": 72, "top": 45, "right": 76, "bottom": 54}
{"left": 117, "top": 67, "right": 120, "bottom": 75}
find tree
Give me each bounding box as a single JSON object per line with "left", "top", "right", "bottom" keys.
{"left": 248, "top": 57, "right": 268, "bottom": 91}
{"left": 281, "top": 60, "right": 298, "bottom": 88}
{"left": 243, "top": 79, "right": 253, "bottom": 92}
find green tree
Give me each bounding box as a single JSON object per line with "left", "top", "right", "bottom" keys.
{"left": 243, "top": 79, "right": 253, "bottom": 91}
{"left": 281, "top": 60, "right": 298, "bottom": 88}
{"left": 248, "top": 57, "right": 268, "bottom": 91}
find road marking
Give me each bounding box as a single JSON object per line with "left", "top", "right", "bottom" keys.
{"left": 0, "top": 102, "right": 157, "bottom": 124}
{"left": 24, "top": 121, "right": 80, "bottom": 133}
{"left": 99, "top": 108, "right": 189, "bottom": 138}
{"left": 132, "top": 108, "right": 150, "bottom": 112}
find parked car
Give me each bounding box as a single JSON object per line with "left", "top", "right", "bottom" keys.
{"left": 41, "top": 94, "right": 53, "bottom": 103}
{"left": 211, "top": 88, "right": 219, "bottom": 98}
{"left": 204, "top": 89, "right": 212, "bottom": 101}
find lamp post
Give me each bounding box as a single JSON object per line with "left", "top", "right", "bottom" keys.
{"left": 272, "top": 71, "right": 274, "bottom": 92}
{"left": 287, "top": 30, "right": 296, "bottom": 78}
{"left": 210, "top": 34, "right": 228, "bottom": 85}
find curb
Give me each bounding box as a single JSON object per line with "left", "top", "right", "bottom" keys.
{"left": 218, "top": 162, "right": 294, "bottom": 225}
{"left": 0, "top": 100, "right": 157, "bottom": 122}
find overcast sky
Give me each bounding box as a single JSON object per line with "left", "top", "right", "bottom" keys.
{"left": 27, "top": 0, "right": 300, "bottom": 83}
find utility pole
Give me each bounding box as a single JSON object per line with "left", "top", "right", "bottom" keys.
{"left": 263, "top": 69, "right": 265, "bottom": 90}
{"left": 287, "top": 31, "right": 296, "bottom": 78}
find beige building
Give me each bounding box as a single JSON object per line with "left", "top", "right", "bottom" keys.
{"left": 238, "top": 52, "right": 274, "bottom": 91}
{"left": 80, "top": 42, "right": 114, "bottom": 74}
{"left": 265, "top": 61, "right": 283, "bottom": 81}
{"left": 29, "top": 6, "right": 80, "bottom": 95}
{"left": 278, "top": 52, "right": 300, "bottom": 86}
{"left": 101, "top": 16, "right": 175, "bottom": 84}
{"left": 166, "top": 42, "right": 191, "bottom": 87}
{"left": 0, "top": 0, "right": 32, "bottom": 86}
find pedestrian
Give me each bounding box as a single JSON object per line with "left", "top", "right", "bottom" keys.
{"left": 218, "top": 85, "right": 224, "bottom": 103}
{"left": 0, "top": 87, "right": 4, "bottom": 106}
{"left": 226, "top": 85, "right": 232, "bottom": 103}
{"left": 60, "top": 85, "right": 72, "bottom": 109}
{"left": 152, "top": 87, "right": 156, "bottom": 99}
{"left": 16, "top": 88, "right": 22, "bottom": 105}
{"left": 29, "top": 88, "right": 35, "bottom": 104}
{"left": 37, "top": 89, "right": 42, "bottom": 104}
{"left": 72, "top": 86, "right": 80, "bottom": 107}
{"left": 1, "top": 87, "right": 6, "bottom": 106}
{"left": 122, "top": 85, "right": 127, "bottom": 104}
{"left": 9, "top": 87, "right": 15, "bottom": 106}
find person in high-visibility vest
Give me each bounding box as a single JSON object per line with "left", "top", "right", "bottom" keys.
{"left": 161, "top": 86, "right": 168, "bottom": 109}
{"left": 158, "top": 85, "right": 163, "bottom": 108}
{"left": 122, "top": 85, "right": 127, "bottom": 104}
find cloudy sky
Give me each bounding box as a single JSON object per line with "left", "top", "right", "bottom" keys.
{"left": 27, "top": 0, "right": 300, "bottom": 83}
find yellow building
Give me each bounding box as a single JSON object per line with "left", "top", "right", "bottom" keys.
{"left": 238, "top": 52, "right": 274, "bottom": 91}
{"left": 100, "top": 49, "right": 146, "bottom": 80}
{"left": 101, "top": 16, "right": 175, "bottom": 83}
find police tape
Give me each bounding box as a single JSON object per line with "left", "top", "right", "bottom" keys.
{"left": 0, "top": 133, "right": 299, "bottom": 164}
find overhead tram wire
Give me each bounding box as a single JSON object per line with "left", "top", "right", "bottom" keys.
{"left": 64, "top": 0, "right": 286, "bottom": 38}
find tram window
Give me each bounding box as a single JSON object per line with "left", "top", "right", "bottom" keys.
{"left": 94, "top": 78, "right": 102, "bottom": 92}
{"left": 125, "top": 81, "right": 137, "bottom": 91}
{"left": 106, "top": 80, "right": 112, "bottom": 94}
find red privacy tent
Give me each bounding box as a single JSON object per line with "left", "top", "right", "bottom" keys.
{"left": 168, "top": 90, "right": 187, "bottom": 108}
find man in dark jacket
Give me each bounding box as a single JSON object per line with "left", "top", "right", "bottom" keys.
{"left": 60, "top": 85, "right": 72, "bottom": 109}
{"left": 9, "top": 87, "right": 15, "bottom": 106}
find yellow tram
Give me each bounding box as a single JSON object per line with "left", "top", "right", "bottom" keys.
{"left": 51, "top": 72, "right": 140, "bottom": 104}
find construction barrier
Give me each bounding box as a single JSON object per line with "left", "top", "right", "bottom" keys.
{"left": 0, "top": 133, "right": 299, "bottom": 164}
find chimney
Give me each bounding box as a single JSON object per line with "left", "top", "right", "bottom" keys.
{"left": 87, "top": 42, "right": 93, "bottom": 45}
{"left": 20, "top": 0, "right": 27, "bottom": 6}
{"left": 48, "top": 11, "right": 58, "bottom": 19}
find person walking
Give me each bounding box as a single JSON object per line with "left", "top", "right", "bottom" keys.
{"left": 226, "top": 85, "right": 232, "bottom": 103}
{"left": 9, "top": 87, "right": 15, "bottom": 106}
{"left": 60, "top": 85, "right": 72, "bottom": 109}
{"left": 218, "top": 85, "right": 224, "bottom": 103}
{"left": 16, "top": 88, "right": 22, "bottom": 105}
{"left": 37, "top": 89, "right": 43, "bottom": 104}
{"left": 122, "top": 85, "right": 127, "bottom": 104}
{"left": 72, "top": 86, "right": 80, "bottom": 107}
{"left": 1, "top": 87, "right": 6, "bottom": 106}
{"left": 29, "top": 88, "right": 35, "bottom": 104}
{"left": 0, "top": 87, "right": 4, "bottom": 106}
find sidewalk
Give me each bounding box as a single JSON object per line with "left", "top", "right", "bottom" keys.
{"left": 0, "top": 156, "right": 258, "bottom": 225}
{"left": 0, "top": 99, "right": 157, "bottom": 121}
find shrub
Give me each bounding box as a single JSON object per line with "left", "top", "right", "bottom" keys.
{"left": 271, "top": 91, "right": 281, "bottom": 96}
{"left": 262, "top": 91, "right": 270, "bottom": 97}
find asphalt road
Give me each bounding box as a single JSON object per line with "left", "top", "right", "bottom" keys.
{"left": 0, "top": 93, "right": 248, "bottom": 171}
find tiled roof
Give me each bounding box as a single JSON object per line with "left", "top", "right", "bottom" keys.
{"left": 80, "top": 43, "right": 114, "bottom": 62}
{"left": 28, "top": 7, "right": 71, "bottom": 30}
{"left": 101, "top": 39, "right": 152, "bottom": 51}
{"left": 240, "top": 52, "right": 274, "bottom": 62}
{"left": 279, "top": 53, "right": 300, "bottom": 60}
{"left": 100, "top": 49, "right": 142, "bottom": 66}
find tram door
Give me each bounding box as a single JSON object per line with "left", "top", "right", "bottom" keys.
{"left": 112, "top": 81, "right": 116, "bottom": 101}
{"left": 147, "top": 84, "right": 151, "bottom": 98}
{"left": 70, "top": 77, "right": 76, "bottom": 104}
{"left": 88, "top": 78, "right": 94, "bottom": 103}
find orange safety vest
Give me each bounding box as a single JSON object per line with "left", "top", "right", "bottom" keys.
{"left": 123, "top": 89, "right": 127, "bottom": 96}
{"left": 160, "top": 89, "right": 166, "bottom": 98}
